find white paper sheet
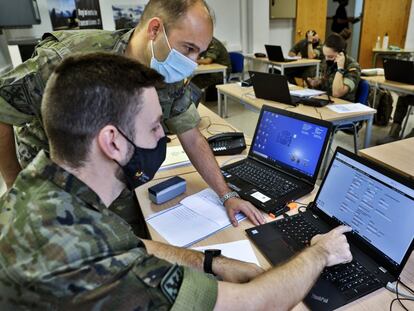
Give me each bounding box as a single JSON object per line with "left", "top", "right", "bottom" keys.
{"left": 289, "top": 89, "right": 326, "bottom": 97}
{"left": 327, "top": 103, "right": 375, "bottom": 114}
{"left": 192, "top": 240, "right": 261, "bottom": 266}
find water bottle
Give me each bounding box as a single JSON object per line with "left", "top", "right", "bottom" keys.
{"left": 382, "top": 33, "right": 389, "bottom": 50}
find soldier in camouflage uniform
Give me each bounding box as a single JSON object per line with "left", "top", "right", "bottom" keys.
{"left": 191, "top": 37, "right": 231, "bottom": 90}
{"left": 0, "top": 53, "right": 264, "bottom": 310}
{"left": 307, "top": 33, "right": 361, "bottom": 102}
{"left": 0, "top": 0, "right": 265, "bottom": 237}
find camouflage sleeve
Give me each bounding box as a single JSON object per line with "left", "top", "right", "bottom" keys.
{"left": 289, "top": 41, "right": 302, "bottom": 55}
{"left": 343, "top": 63, "right": 361, "bottom": 93}
{"left": 204, "top": 42, "right": 220, "bottom": 62}
{"left": 0, "top": 36, "right": 59, "bottom": 126}
{"left": 159, "top": 82, "right": 201, "bottom": 134}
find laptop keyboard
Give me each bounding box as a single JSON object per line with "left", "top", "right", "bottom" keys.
{"left": 226, "top": 161, "right": 298, "bottom": 197}
{"left": 273, "top": 214, "right": 381, "bottom": 298}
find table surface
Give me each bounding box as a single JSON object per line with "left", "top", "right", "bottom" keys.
{"left": 359, "top": 137, "right": 414, "bottom": 179}
{"left": 363, "top": 75, "right": 414, "bottom": 93}
{"left": 137, "top": 104, "right": 414, "bottom": 311}
{"left": 195, "top": 63, "right": 227, "bottom": 73}
{"left": 216, "top": 83, "right": 376, "bottom": 122}
{"left": 244, "top": 54, "right": 321, "bottom": 66}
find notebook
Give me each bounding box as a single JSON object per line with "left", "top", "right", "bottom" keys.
{"left": 246, "top": 147, "right": 414, "bottom": 310}
{"left": 221, "top": 105, "right": 332, "bottom": 215}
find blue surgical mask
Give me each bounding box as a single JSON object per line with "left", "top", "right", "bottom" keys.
{"left": 150, "top": 27, "right": 197, "bottom": 83}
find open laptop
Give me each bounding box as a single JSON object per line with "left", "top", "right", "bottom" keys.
{"left": 265, "top": 45, "right": 296, "bottom": 62}
{"left": 221, "top": 105, "right": 332, "bottom": 215}
{"left": 383, "top": 58, "right": 414, "bottom": 85}
{"left": 251, "top": 71, "right": 332, "bottom": 107}
{"left": 246, "top": 147, "right": 414, "bottom": 311}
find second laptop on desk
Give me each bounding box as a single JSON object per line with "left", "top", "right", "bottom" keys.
{"left": 221, "top": 105, "right": 332, "bottom": 216}
{"left": 251, "top": 71, "right": 332, "bottom": 107}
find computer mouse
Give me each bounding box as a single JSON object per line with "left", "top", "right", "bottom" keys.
{"left": 254, "top": 52, "right": 266, "bottom": 58}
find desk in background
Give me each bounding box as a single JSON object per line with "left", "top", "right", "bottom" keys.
{"left": 216, "top": 83, "right": 375, "bottom": 149}
{"left": 244, "top": 54, "right": 320, "bottom": 76}
{"left": 372, "top": 48, "right": 414, "bottom": 67}
{"left": 137, "top": 106, "right": 413, "bottom": 311}
{"left": 193, "top": 63, "right": 228, "bottom": 85}
{"left": 363, "top": 75, "right": 414, "bottom": 138}
{"left": 359, "top": 137, "right": 414, "bottom": 179}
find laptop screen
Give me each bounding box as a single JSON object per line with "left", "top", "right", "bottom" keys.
{"left": 251, "top": 109, "right": 329, "bottom": 178}
{"left": 316, "top": 151, "right": 414, "bottom": 267}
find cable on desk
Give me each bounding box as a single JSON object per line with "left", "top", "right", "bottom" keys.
{"left": 389, "top": 278, "right": 414, "bottom": 311}
{"left": 314, "top": 106, "right": 323, "bottom": 120}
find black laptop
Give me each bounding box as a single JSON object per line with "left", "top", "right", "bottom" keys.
{"left": 265, "top": 44, "right": 296, "bottom": 62}
{"left": 383, "top": 58, "right": 414, "bottom": 85}
{"left": 251, "top": 71, "right": 332, "bottom": 107}
{"left": 221, "top": 105, "right": 332, "bottom": 215}
{"left": 246, "top": 147, "right": 414, "bottom": 311}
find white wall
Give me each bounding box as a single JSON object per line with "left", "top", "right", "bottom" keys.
{"left": 247, "top": 0, "right": 269, "bottom": 53}
{"left": 269, "top": 19, "right": 294, "bottom": 55}
{"left": 405, "top": 2, "right": 414, "bottom": 50}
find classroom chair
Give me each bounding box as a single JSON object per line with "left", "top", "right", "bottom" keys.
{"left": 228, "top": 52, "right": 244, "bottom": 81}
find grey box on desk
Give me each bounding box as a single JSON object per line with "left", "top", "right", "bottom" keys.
{"left": 148, "top": 176, "right": 186, "bottom": 204}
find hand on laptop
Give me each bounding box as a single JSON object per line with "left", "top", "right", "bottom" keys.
{"left": 224, "top": 197, "right": 266, "bottom": 227}
{"left": 214, "top": 256, "right": 265, "bottom": 283}
{"left": 310, "top": 225, "right": 353, "bottom": 267}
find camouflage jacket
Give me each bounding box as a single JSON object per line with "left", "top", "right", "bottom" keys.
{"left": 199, "top": 37, "right": 231, "bottom": 74}
{"left": 0, "top": 151, "right": 217, "bottom": 310}
{"left": 289, "top": 39, "right": 322, "bottom": 59}
{"left": 319, "top": 55, "right": 361, "bottom": 102}
{"left": 0, "top": 29, "right": 200, "bottom": 168}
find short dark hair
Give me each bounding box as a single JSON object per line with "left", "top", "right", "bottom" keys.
{"left": 137, "top": 0, "right": 214, "bottom": 31}
{"left": 324, "top": 33, "right": 347, "bottom": 53}
{"left": 42, "top": 53, "right": 164, "bottom": 168}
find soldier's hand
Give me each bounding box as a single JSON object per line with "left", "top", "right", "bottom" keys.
{"left": 336, "top": 52, "right": 346, "bottom": 69}
{"left": 224, "top": 197, "right": 265, "bottom": 227}
{"left": 213, "top": 256, "right": 265, "bottom": 283}
{"left": 306, "top": 77, "right": 321, "bottom": 88}
{"left": 306, "top": 31, "right": 314, "bottom": 42}
{"left": 311, "top": 225, "right": 353, "bottom": 267}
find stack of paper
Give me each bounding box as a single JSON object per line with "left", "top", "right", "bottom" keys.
{"left": 146, "top": 188, "right": 246, "bottom": 247}
{"left": 327, "top": 103, "right": 375, "bottom": 113}
{"left": 289, "top": 89, "right": 326, "bottom": 97}
{"left": 160, "top": 145, "right": 191, "bottom": 171}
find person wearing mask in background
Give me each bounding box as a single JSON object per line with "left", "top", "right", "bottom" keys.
{"left": 191, "top": 36, "right": 231, "bottom": 101}
{"left": 0, "top": 0, "right": 264, "bottom": 238}
{"left": 307, "top": 33, "right": 361, "bottom": 102}
{"left": 0, "top": 52, "right": 353, "bottom": 311}
{"left": 286, "top": 29, "right": 322, "bottom": 83}
{"left": 331, "top": 0, "right": 361, "bottom": 35}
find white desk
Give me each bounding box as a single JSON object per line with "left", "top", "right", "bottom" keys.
{"left": 244, "top": 54, "right": 321, "bottom": 76}
{"left": 193, "top": 63, "right": 228, "bottom": 84}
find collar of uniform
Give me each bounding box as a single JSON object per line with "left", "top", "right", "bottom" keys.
{"left": 113, "top": 28, "right": 135, "bottom": 55}
{"left": 30, "top": 151, "right": 107, "bottom": 212}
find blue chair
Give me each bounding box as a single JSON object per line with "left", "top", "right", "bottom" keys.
{"left": 228, "top": 52, "right": 244, "bottom": 81}
{"left": 328, "top": 79, "right": 370, "bottom": 154}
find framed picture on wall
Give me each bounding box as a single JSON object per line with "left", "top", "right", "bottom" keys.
{"left": 47, "top": 0, "right": 102, "bottom": 30}
{"left": 112, "top": 4, "right": 146, "bottom": 30}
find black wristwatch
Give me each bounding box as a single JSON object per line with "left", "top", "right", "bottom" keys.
{"left": 203, "top": 249, "right": 221, "bottom": 275}
{"left": 337, "top": 68, "right": 346, "bottom": 75}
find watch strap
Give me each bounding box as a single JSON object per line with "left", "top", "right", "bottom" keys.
{"left": 203, "top": 249, "right": 221, "bottom": 275}
{"left": 219, "top": 191, "right": 240, "bottom": 205}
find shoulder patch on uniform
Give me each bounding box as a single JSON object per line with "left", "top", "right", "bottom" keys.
{"left": 348, "top": 68, "right": 357, "bottom": 72}
{"left": 160, "top": 264, "right": 184, "bottom": 303}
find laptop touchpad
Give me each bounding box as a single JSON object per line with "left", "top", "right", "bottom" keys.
{"left": 262, "top": 238, "right": 296, "bottom": 264}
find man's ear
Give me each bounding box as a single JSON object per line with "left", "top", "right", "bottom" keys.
{"left": 97, "top": 125, "right": 126, "bottom": 163}
{"left": 146, "top": 17, "right": 163, "bottom": 41}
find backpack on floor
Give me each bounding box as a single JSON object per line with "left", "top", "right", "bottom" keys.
{"left": 369, "top": 88, "right": 393, "bottom": 126}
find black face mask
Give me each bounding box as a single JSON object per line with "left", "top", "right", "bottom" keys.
{"left": 325, "top": 60, "right": 338, "bottom": 71}
{"left": 115, "top": 129, "right": 167, "bottom": 190}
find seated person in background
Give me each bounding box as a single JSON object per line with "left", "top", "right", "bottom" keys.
{"left": 286, "top": 30, "right": 322, "bottom": 83}
{"left": 191, "top": 37, "right": 231, "bottom": 100}
{"left": 307, "top": 33, "right": 361, "bottom": 102}
{"left": 288, "top": 30, "right": 322, "bottom": 60}
{"left": 0, "top": 53, "right": 352, "bottom": 310}
{"left": 377, "top": 95, "right": 414, "bottom": 144}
